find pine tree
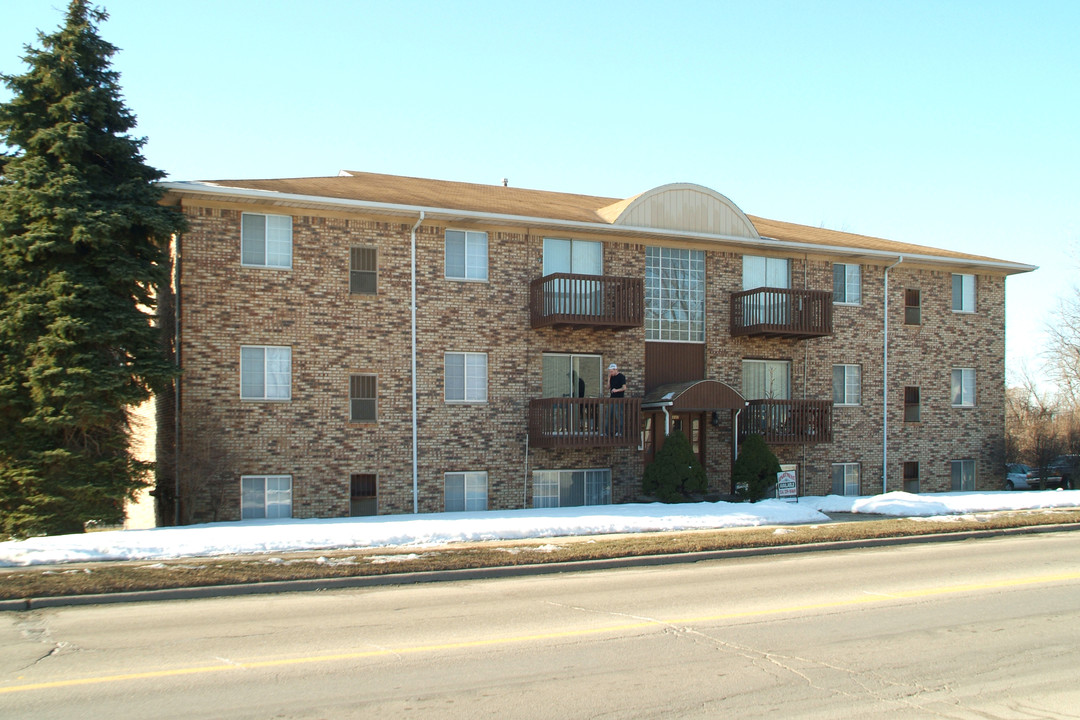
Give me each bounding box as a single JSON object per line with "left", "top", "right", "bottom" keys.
{"left": 0, "top": 1, "right": 184, "bottom": 537}
{"left": 642, "top": 429, "right": 708, "bottom": 503}
{"left": 733, "top": 434, "right": 781, "bottom": 502}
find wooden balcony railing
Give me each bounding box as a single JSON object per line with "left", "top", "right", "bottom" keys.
{"left": 528, "top": 397, "right": 642, "bottom": 449}
{"left": 730, "top": 288, "right": 833, "bottom": 338}
{"left": 530, "top": 273, "right": 644, "bottom": 329}
{"left": 738, "top": 399, "right": 833, "bottom": 445}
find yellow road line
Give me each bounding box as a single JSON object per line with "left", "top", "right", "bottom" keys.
{"left": 3, "top": 570, "right": 1079, "bottom": 696}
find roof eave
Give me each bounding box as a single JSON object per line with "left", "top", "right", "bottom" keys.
{"left": 159, "top": 181, "right": 1037, "bottom": 275}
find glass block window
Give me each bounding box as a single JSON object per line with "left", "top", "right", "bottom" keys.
{"left": 645, "top": 247, "right": 705, "bottom": 342}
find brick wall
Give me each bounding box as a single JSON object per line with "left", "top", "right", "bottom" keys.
{"left": 173, "top": 201, "right": 1009, "bottom": 521}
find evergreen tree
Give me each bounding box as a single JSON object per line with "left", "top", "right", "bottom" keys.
{"left": 733, "top": 434, "right": 781, "bottom": 502}
{"left": 0, "top": 1, "right": 184, "bottom": 536}
{"left": 642, "top": 429, "right": 708, "bottom": 503}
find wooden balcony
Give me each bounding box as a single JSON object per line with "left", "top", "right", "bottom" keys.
{"left": 528, "top": 397, "right": 642, "bottom": 449}
{"left": 530, "top": 273, "right": 644, "bottom": 329}
{"left": 738, "top": 399, "right": 833, "bottom": 445}
{"left": 730, "top": 288, "right": 833, "bottom": 338}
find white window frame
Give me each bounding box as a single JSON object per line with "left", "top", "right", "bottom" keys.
{"left": 543, "top": 237, "right": 603, "bottom": 276}
{"left": 241, "top": 475, "right": 292, "bottom": 519}
{"left": 532, "top": 469, "right": 612, "bottom": 508}
{"left": 831, "top": 463, "right": 860, "bottom": 497}
{"left": 445, "top": 352, "right": 488, "bottom": 403}
{"left": 240, "top": 345, "right": 291, "bottom": 400}
{"left": 742, "top": 255, "right": 790, "bottom": 290}
{"left": 832, "top": 364, "right": 861, "bottom": 406}
{"left": 951, "top": 368, "right": 975, "bottom": 407}
{"left": 241, "top": 212, "right": 292, "bottom": 269}
{"left": 444, "top": 471, "right": 488, "bottom": 512}
{"left": 833, "top": 263, "right": 861, "bottom": 305}
{"left": 645, "top": 246, "right": 705, "bottom": 342}
{"left": 951, "top": 459, "right": 976, "bottom": 491}
{"left": 445, "top": 229, "right": 488, "bottom": 281}
{"left": 952, "top": 273, "right": 975, "bottom": 313}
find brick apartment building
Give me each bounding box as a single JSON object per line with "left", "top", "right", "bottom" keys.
{"left": 158, "top": 171, "right": 1034, "bottom": 522}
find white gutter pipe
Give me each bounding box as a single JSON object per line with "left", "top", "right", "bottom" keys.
{"left": 410, "top": 212, "right": 425, "bottom": 513}
{"left": 883, "top": 256, "right": 903, "bottom": 493}
{"left": 733, "top": 406, "right": 743, "bottom": 460}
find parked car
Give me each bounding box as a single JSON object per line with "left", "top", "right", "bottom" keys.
{"left": 1005, "top": 463, "right": 1032, "bottom": 491}
{"left": 1022, "top": 455, "right": 1078, "bottom": 490}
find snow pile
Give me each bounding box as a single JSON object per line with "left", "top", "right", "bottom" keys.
{"left": 1, "top": 490, "right": 1077, "bottom": 567}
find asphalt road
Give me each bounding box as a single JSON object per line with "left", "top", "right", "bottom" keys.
{"left": 2, "top": 531, "right": 1079, "bottom": 719}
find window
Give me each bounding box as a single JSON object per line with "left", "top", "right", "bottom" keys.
{"left": 542, "top": 238, "right": 603, "bottom": 314}
{"left": 445, "top": 352, "right": 487, "bottom": 402}
{"left": 350, "top": 474, "right": 377, "bottom": 516}
{"left": 645, "top": 247, "right": 705, "bottom": 342}
{"left": 833, "top": 263, "right": 861, "bottom": 305}
{"left": 542, "top": 354, "right": 601, "bottom": 399}
{"left": 743, "top": 256, "right": 790, "bottom": 290}
{"left": 349, "top": 374, "right": 377, "bottom": 422}
{"left": 741, "top": 255, "right": 791, "bottom": 326}
{"left": 240, "top": 346, "right": 291, "bottom": 400}
{"left": 241, "top": 213, "right": 292, "bottom": 268}
{"left": 543, "top": 237, "right": 602, "bottom": 276}
{"left": 904, "top": 289, "right": 921, "bottom": 325}
{"left": 832, "top": 365, "right": 861, "bottom": 406}
{"left": 951, "top": 368, "right": 975, "bottom": 407}
{"left": 952, "top": 274, "right": 975, "bottom": 312}
{"left": 533, "top": 469, "right": 611, "bottom": 508}
{"left": 904, "top": 386, "right": 921, "bottom": 422}
{"left": 903, "top": 462, "right": 920, "bottom": 494}
{"left": 241, "top": 475, "right": 292, "bottom": 519}
{"left": 951, "top": 459, "right": 976, "bottom": 491}
{"left": 350, "top": 246, "right": 377, "bottom": 294}
{"left": 445, "top": 472, "right": 488, "bottom": 512}
{"left": 445, "top": 229, "right": 488, "bottom": 280}
{"left": 831, "top": 463, "right": 860, "bottom": 496}
{"left": 742, "top": 359, "right": 791, "bottom": 400}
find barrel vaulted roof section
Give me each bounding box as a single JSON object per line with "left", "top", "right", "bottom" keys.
{"left": 160, "top": 171, "right": 1035, "bottom": 274}
{"left": 598, "top": 183, "right": 760, "bottom": 238}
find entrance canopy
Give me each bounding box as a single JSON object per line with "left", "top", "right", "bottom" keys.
{"left": 642, "top": 380, "right": 745, "bottom": 412}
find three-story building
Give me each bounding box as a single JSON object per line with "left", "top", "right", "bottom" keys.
{"left": 159, "top": 171, "right": 1033, "bottom": 521}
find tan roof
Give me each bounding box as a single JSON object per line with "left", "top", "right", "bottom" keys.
{"left": 204, "top": 171, "right": 617, "bottom": 224}
{"left": 181, "top": 171, "right": 1031, "bottom": 271}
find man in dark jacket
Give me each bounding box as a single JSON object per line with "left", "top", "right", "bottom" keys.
{"left": 608, "top": 363, "right": 626, "bottom": 435}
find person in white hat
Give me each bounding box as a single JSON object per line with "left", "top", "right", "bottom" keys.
{"left": 608, "top": 363, "right": 626, "bottom": 435}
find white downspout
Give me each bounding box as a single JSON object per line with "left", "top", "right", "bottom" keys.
{"left": 883, "top": 256, "right": 903, "bottom": 493}
{"left": 662, "top": 405, "right": 672, "bottom": 437}
{"left": 410, "top": 212, "right": 425, "bottom": 514}
{"left": 733, "top": 406, "right": 743, "bottom": 460}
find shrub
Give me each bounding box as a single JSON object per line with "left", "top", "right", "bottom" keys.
{"left": 642, "top": 429, "right": 708, "bottom": 502}
{"left": 733, "top": 434, "right": 781, "bottom": 502}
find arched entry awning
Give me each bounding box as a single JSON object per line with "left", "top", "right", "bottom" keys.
{"left": 642, "top": 380, "right": 745, "bottom": 412}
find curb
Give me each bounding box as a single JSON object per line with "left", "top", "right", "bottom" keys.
{"left": 2, "top": 521, "right": 1078, "bottom": 611}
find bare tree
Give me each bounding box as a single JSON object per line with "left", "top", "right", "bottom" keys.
{"left": 1046, "top": 286, "right": 1080, "bottom": 408}
{"left": 1006, "top": 373, "right": 1062, "bottom": 489}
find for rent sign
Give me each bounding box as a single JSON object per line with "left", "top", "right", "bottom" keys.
{"left": 777, "top": 465, "right": 797, "bottom": 502}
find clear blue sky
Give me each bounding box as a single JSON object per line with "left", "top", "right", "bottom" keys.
{"left": 2, "top": 0, "right": 1078, "bottom": 386}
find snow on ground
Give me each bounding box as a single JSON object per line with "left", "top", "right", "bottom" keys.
{"left": 1, "top": 490, "right": 1078, "bottom": 567}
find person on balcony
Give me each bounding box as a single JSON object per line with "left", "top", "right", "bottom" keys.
{"left": 608, "top": 363, "right": 626, "bottom": 436}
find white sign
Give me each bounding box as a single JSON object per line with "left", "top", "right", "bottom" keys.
{"left": 777, "top": 465, "right": 797, "bottom": 502}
